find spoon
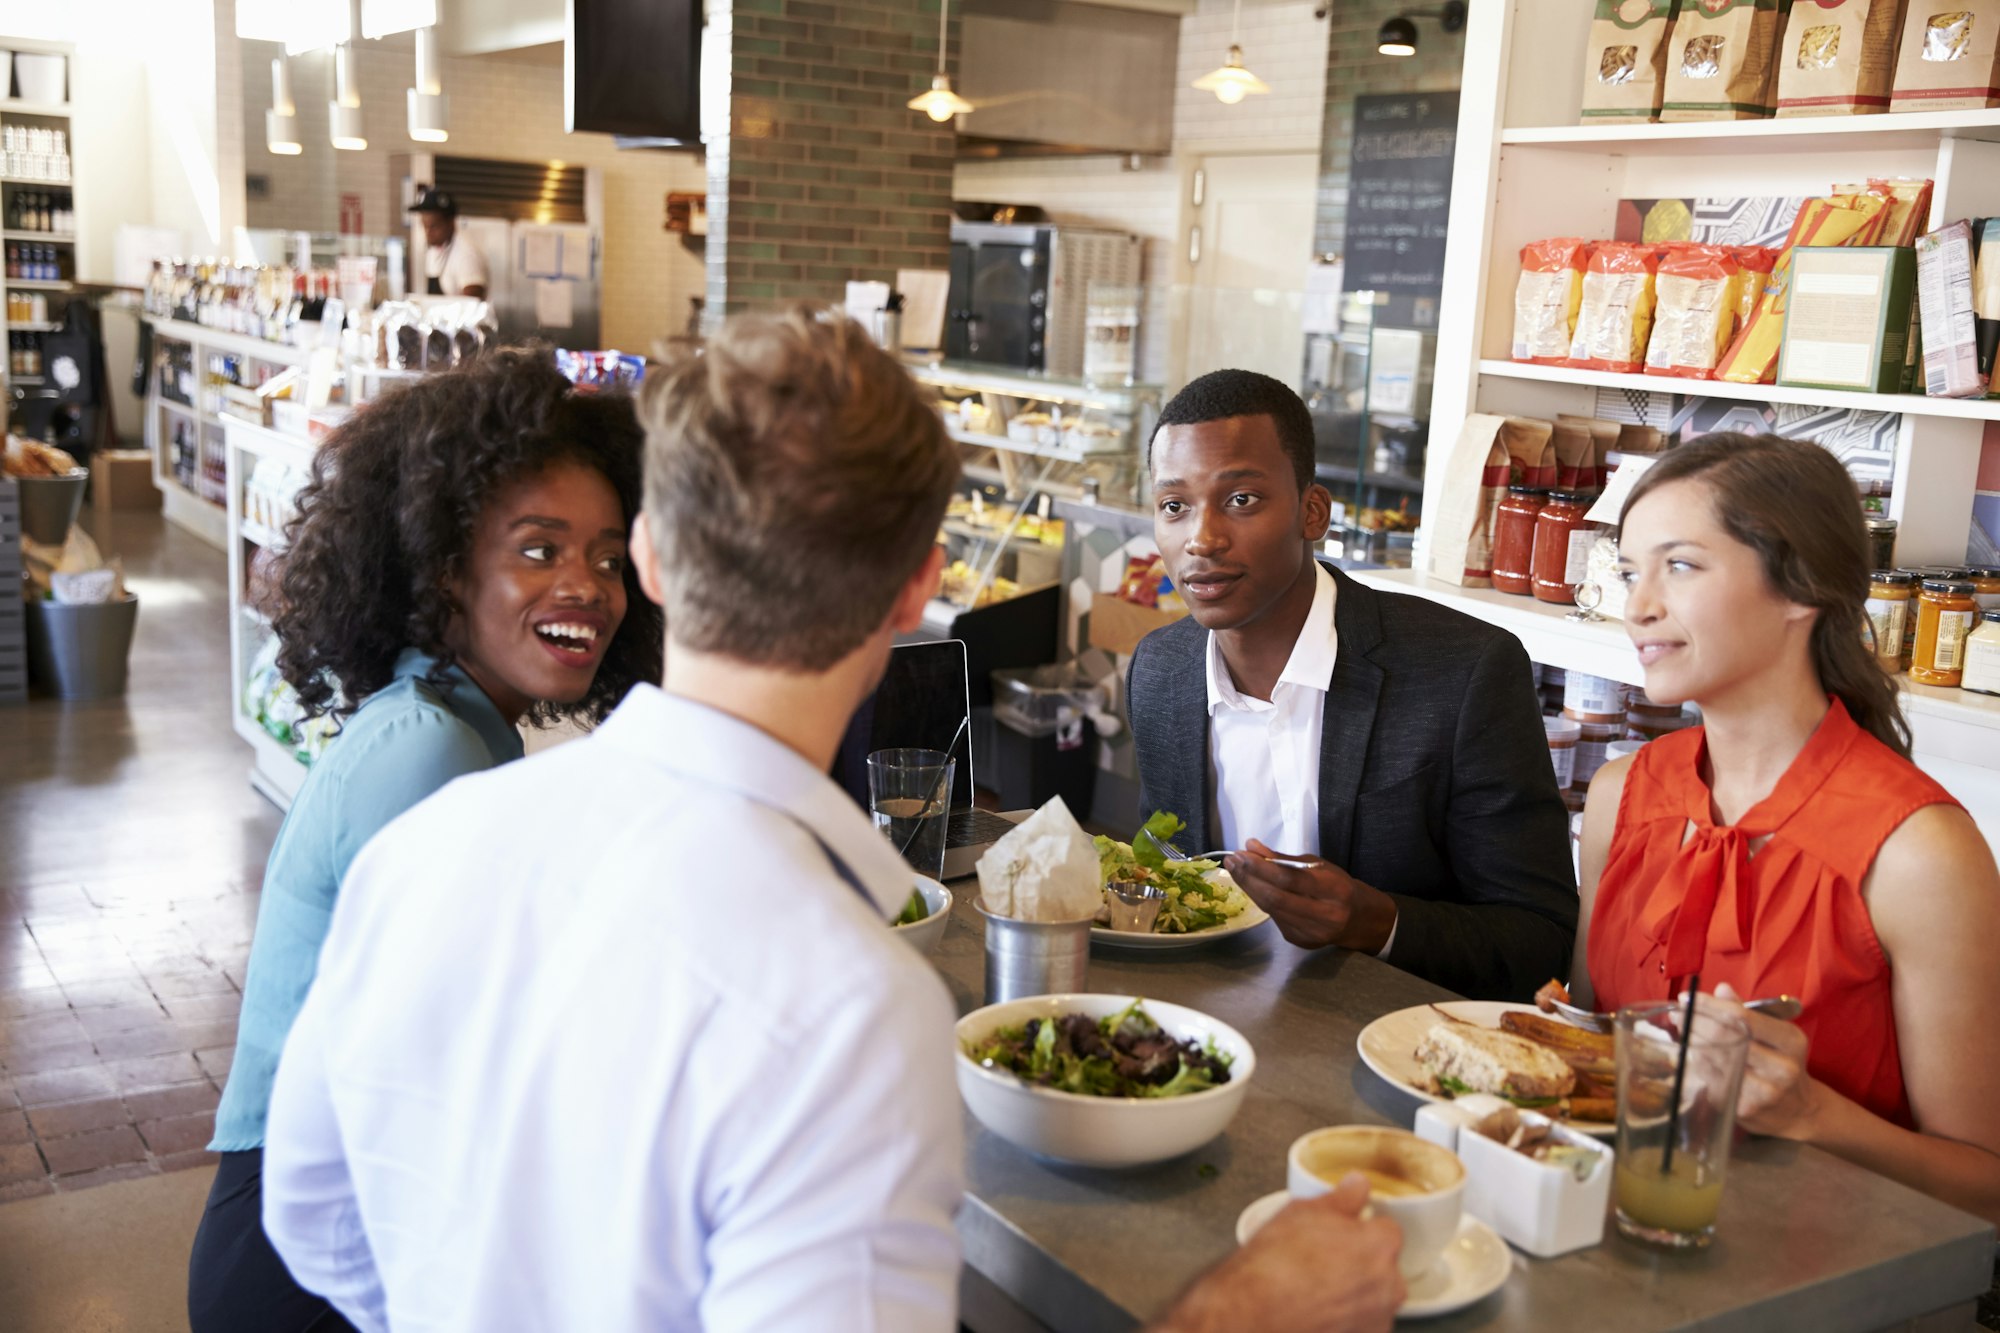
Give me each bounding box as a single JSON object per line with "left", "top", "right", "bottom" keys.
{"left": 1545, "top": 992, "right": 1802, "bottom": 1034}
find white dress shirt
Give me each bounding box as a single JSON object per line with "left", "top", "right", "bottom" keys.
{"left": 423, "top": 234, "right": 488, "bottom": 295}
{"left": 264, "top": 685, "right": 965, "bottom": 1333}
{"left": 1207, "top": 562, "right": 1337, "bottom": 858}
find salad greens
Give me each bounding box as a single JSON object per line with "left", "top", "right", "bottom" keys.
{"left": 965, "top": 999, "right": 1234, "bottom": 1099}
{"left": 1437, "top": 1074, "right": 1560, "bottom": 1109}
{"left": 894, "top": 887, "right": 931, "bottom": 926}
{"left": 1094, "top": 811, "right": 1253, "bottom": 934}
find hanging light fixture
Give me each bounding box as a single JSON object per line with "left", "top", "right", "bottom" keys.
{"left": 1377, "top": 2, "right": 1466, "bottom": 58}
{"left": 330, "top": 40, "right": 368, "bottom": 150}
{"left": 407, "top": 24, "right": 449, "bottom": 142}
{"left": 907, "top": 0, "right": 972, "bottom": 122}
{"left": 266, "top": 55, "right": 303, "bottom": 155}
{"left": 1193, "top": 0, "right": 1270, "bottom": 105}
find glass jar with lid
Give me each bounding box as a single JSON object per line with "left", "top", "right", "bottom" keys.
{"left": 1863, "top": 516, "right": 1897, "bottom": 572}
{"left": 1864, "top": 571, "right": 1917, "bottom": 673}
{"left": 1492, "top": 487, "right": 1547, "bottom": 596}
{"left": 1961, "top": 611, "right": 2000, "bottom": 697}
{"left": 1531, "top": 492, "right": 1594, "bottom": 605}
{"left": 1967, "top": 567, "right": 2000, "bottom": 615}
{"left": 1911, "top": 579, "right": 1980, "bottom": 687}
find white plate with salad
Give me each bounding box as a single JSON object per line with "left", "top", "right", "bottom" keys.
{"left": 1089, "top": 813, "right": 1271, "bottom": 950}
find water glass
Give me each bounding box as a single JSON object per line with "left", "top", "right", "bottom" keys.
{"left": 1612, "top": 1000, "right": 1751, "bottom": 1249}
{"left": 867, "top": 747, "right": 954, "bottom": 880}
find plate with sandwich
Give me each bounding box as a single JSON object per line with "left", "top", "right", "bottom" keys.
{"left": 1356, "top": 1002, "right": 1616, "bottom": 1137}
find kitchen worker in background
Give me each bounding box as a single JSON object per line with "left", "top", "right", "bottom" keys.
{"left": 409, "top": 185, "right": 489, "bottom": 299}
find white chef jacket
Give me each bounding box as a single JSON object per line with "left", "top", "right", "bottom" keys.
{"left": 263, "top": 684, "right": 965, "bottom": 1333}
{"left": 1207, "top": 561, "right": 1337, "bottom": 858}
{"left": 423, "top": 234, "right": 488, "bottom": 295}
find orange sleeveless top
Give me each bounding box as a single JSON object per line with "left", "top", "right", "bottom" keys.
{"left": 1588, "top": 699, "right": 1956, "bottom": 1130}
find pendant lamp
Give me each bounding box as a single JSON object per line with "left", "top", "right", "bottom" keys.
{"left": 907, "top": 0, "right": 973, "bottom": 122}
{"left": 1193, "top": 0, "right": 1270, "bottom": 105}
{"left": 266, "top": 55, "right": 303, "bottom": 155}
{"left": 408, "top": 25, "right": 449, "bottom": 142}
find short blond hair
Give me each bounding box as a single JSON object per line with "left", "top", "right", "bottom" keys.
{"left": 637, "top": 306, "right": 959, "bottom": 670}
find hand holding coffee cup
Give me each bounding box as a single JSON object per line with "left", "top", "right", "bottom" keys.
{"left": 1288, "top": 1126, "right": 1467, "bottom": 1279}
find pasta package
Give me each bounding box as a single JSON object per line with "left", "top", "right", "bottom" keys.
{"left": 1873, "top": 177, "right": 1936, "bottom": 246}
{"left": 1776, "top": 0, "right": 1909, "bottom": 115}
{"left": 1663, "top": 0, "right": 1794, "bottom": 120}
{"left": 1513, "top": 239, "right": 1591, "bottom": 363}
{"left": 1892, "top": 3, "right": 2000, "bottom": 107}
{"left": 1425, "top": 414, "right": 1518, "bottom": 588}
{"left": 1915, "top": 221, "right": 1985, "bottom": 395}
{"left": 1717, "top": 195, "right": 1886, "bottom": 383}
{"left": 1568, "top": 244, "right": 1662, "bottom": 373}
{"left": 1646, "top": 244, "right": 1744, "bottom": 377}
{"left": 1581, "top": 0, "right": 1684, "bottom": 122}
{"left": 1731, "top": 246, "right": 1781, "bottom": 325}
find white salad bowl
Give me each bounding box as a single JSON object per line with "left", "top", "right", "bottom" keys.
{"left": 955, "top": 993, "right": 1256, "bottom": 1168}
{"left": 891, "top": 876, "right": 953, "bottom": 956}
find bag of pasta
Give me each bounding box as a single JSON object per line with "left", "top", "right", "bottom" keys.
{"left": 1892, "top": 3, "right": 2000, "bottom": 109}
{"left": 1513, "top": 239, "right": 1591, "bottom": 363}
{"left": 1581, "top": 0, "right": 1684, "bottom": 122}
{"left": 1646, "top": 244, "right": 1743, "bottom": 377}
{"left": 1568, "top": 244, "right": 1662, "bottom": 373}
{"left": 1776, "top": 0, "right": 1907, "bottom": 116}
{"left": 1662, "top": 0, "right": 1793, "bottom": 120}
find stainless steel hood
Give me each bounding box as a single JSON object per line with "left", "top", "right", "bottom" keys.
{"left": 956, "top": 0, "right": 1179, "bottom": 158}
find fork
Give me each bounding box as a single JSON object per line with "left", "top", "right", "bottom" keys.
{"left": 1143, "top": 828, "right": 1316, "bottom": 871}
{"left": 1545, "top": 991, "right": 1803, "bottom": 1034}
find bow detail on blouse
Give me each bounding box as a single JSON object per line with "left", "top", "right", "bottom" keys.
{"left": 1647, "top": 822, "right": 1763, "bottom": 984}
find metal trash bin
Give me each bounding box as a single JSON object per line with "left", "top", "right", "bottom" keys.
{"left": 17, "top": 470, "right": 88, "bottom": 546}
{"left": 25, "top": 594, "right": 139, "bottom": 700}
{"left": 990, "top": 664, "right": 1112, "bottom": 816}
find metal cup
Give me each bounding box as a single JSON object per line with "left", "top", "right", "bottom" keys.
{"left": 978, "top": 902, "right": 1093, "bottom": 1004}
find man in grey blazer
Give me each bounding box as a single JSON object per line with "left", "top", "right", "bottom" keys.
{"left": 1129, "top": 369, "right": 1576, "bottom": 1003}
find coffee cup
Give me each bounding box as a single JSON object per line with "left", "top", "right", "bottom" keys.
{"left": 1287, "top": 1125, "right": 1466, "bottom": 1278}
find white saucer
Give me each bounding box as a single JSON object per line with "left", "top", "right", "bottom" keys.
{"left": 1235, "top": 1192, "right": 1513, "bottom": 1320}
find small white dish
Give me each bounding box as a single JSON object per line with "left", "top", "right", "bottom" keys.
{"left": 1235, "top": 1195, "right": 1512, "bottom": 1320}
{"left": 890, "top": 876, "right": 952, "bottom": 956}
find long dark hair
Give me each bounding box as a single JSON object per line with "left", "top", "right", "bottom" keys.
{"left": 271, "top": 346, "right": 663, "bottom": 727}
{"left": 1619, "top": 432, "right": 1911, "bottom": 758}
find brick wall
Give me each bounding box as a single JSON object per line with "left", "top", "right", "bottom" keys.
{"left": 707, "top": 0, "right": 958, "bottom": 317}
{"left": 238, "top": 35, "right": 709, "bottom": 352}
{"left": 1314, "top": 0, "right": 1464, "bottom": 257}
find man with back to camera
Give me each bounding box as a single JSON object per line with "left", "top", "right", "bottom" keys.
{"left": 408, "top": 185, "right": 489, "bottom": 299}
{"left": 259, "top": 310, "right": 1407, "bottom": 1332}
{"left": 1127, "top": 369, "right": 1577, "bottom": 1003}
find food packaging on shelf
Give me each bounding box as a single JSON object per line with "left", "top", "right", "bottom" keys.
{"left": 1567, "top": 244, "right": 1661, "bottom": 373}
{"left": 1917, "top": 220, "right": 1988, "bottom": 398}
{"left": 1580, "top": 0, "right": 1682, "bottom": 124}
{"left": 1423, "top": 415, "right": 1555, "bottom": 589}
{"left": 1974, "top": 218, "right": 2000, "bottom": 383}
{"left": 1661, "top": 0, "right": 1791, "bottom": 120}
{"left": 1415, "top": 1096, "right": 1614, "bottom": 1259}
{"left": 1892, "top": 2, "right": 2000, "bottom": 110}
{"left": 1718, "top": 193, "right": 1889, "bottom": 384}
{"left": 1645, "top": 244, "right": 1743, "bottom": 378}
{"left": 1776, "top": 0, "right": 1906, "bottom": 116}
{"left": 1513, "top": 239, "right": 1591, "bottom": 363}
{"left": 1778, "top": 246, "right": 1918, "bottom": 393}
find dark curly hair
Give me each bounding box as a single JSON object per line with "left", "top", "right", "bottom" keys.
{"left": 1150, "top": 368, "right": 1316, "bottom": 494}
{"left": 270, "top": 346, "right": 663, "bottom": 728}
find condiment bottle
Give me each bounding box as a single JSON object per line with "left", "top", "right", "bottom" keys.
{"left": 1961, "top": 611, "right": 2000, "bottom": 697}
{"left": 1911, "top": 579, "right": 1980, "bottom": 688}
{"left": 1863, "top": 517, "right": 1897, "bottom": 572}
{"left": 1864, "top": 571, "right": 1917, "bottom": 674}
{"left": 1544, "top": 716, "right": 1581, "bottom": 789}
{"left": 1492, "top": 487, "right": 1548, "bottom": 596}
{"left": 1531, "top": 491, "right": 1594, "bottom": 605}
{"left": 1967, "top": 567, "right": 2000, "bottom": 616}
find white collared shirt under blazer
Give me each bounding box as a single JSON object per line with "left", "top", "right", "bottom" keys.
{"left": 1205, "top": 561, "right": 1338, "bottom": 857}
{"left": 262, "top": 685, "right": 965, "bottom": 1333}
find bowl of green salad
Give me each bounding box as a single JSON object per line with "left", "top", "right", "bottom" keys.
{"left": 956, "top": 994, "right": 1255, "bottom": 1167}
{"left": 890, "top": 876, "right": 953, "bottom": 955}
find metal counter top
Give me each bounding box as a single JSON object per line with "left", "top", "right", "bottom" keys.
{"left": 931, "top": 879, "right": 1993, "bottom": 1332}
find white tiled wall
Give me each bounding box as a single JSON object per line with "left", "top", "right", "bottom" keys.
{"left": 239, "top": 35, "right": 707, "bottom": 352}
{"left": 1174, "top": 0, "right": 1331, "bottom": 155}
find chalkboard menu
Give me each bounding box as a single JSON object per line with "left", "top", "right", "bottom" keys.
{"left": 1341, "top": 91, "right": 1459, "bottom": 300}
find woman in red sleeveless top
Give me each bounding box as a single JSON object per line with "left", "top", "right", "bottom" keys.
{"left": 1576, "top": 433, "right": 2000, "bottom": 1226}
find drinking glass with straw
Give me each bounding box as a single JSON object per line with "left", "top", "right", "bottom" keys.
{"left": 1611, "top": 979, "right": 1753, "bottom": 1249}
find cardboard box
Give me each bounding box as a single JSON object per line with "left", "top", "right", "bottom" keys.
{"left": 1087, "top": 594, "right": 1188, "bottom": 657}
{"left": 1777, "top": 246, "right": 1917, "bottom": 392}
{"left": 1917, "top": 221, "right": 1987, "bottom": 398}
{"left": 92, "top": 450, "right": 161, "bottom": 512}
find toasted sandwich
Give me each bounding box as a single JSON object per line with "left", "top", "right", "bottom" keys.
{"left": 1414, "top": 1022, "right": 1576, "bottom": 1107}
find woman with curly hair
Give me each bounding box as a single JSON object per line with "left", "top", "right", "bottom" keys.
{"left": 187, "top": 347, "right": 662, "bottom": 1331}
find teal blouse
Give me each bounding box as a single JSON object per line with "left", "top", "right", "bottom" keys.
{"left": 209, "top": 650, "right": 524, "bottom": 1151}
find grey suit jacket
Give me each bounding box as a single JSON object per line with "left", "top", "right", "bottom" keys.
{"left": 1128, "top": 565, "right": 1578, "bottom": 1002}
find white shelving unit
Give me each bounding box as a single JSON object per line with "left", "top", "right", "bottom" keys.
{"left": 143, "top": 315, "right": 309, "bottom": 550}
{"left": 1403, "top": 1, "right": 2000, "bottom": 839}
{"left": 0, "top": 39, "right": 76, "bottom": 399}
{"left": 223, "top": 418, "right": 321, "bottom": 810}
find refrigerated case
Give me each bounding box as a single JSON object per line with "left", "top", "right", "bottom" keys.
{"left": 393, "top": 153, "right": 603, "bottom": 349}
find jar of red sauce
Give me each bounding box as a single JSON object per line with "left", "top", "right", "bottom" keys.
{"left": 1531, "top": 491, "right": 1594, "bottom": 605}
{"left": 1491, "top": 487, "right": 1547, "bottom": 596}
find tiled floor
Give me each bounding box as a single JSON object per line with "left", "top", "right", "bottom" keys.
{"left": 2, "top": 510, "right": 284, "bottom": 1200}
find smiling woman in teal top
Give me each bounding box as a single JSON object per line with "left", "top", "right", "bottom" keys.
{"left": 187, "top": 348, "right": 662, "bottom": 1333}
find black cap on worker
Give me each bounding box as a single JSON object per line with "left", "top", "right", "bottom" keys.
{"left": 407, "top": 186, "right": 457, "bottom": 217}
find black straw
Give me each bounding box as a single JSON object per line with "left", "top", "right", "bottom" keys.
{"left": 1661, "top": 974, "right": 1701, "bottom": 1174}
